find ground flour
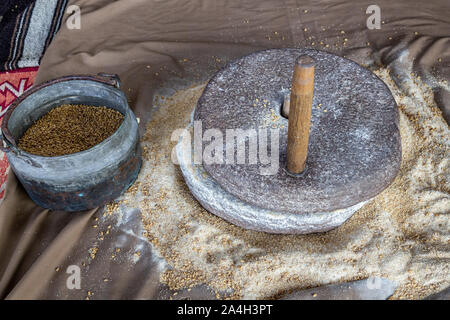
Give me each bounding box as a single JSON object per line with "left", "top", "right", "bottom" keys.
{"left": 106, "top": 66, "right": 449, "bottom": 299}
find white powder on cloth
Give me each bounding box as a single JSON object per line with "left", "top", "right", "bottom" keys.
{"left": 108, "top": 67, "right": 449, "bottom": 300}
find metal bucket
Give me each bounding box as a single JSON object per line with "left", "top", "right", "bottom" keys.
{"left": 1, "top": 74, "right": 142, "bottom": 211}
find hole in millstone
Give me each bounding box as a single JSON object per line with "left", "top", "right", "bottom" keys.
{"left": 283, "top": 163, "right": 309, "bottom": 178}
{"left": 280, "top": 94, "right": 290, "bottom": 119}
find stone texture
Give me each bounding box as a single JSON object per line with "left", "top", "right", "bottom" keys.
{"left": 176, "top": 133, "right": 369, "bottom": 234}
{"left": 194, "top": 49, "right": 401, "bottom": 214}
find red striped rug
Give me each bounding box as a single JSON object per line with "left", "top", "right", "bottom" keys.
{"left": 0, "top": 66, "right": 38, "bottom": 200}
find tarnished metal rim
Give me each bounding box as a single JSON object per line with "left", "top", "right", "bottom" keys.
{"left": 1, "top": 73, "right": 121, "bottom": 148}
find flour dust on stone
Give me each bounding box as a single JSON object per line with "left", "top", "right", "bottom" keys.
{"left": 108, "top": 66, "right": 449, "bottom": 300}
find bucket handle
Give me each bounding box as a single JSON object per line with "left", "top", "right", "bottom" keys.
{"left": 96, "top": 73, "right": 121, "bottom": 89}
{"left": 0, "top": 131, "right": 12, "bottom": 153}
{"left": 0, "top": 132, "right": 43, "bottom": 167}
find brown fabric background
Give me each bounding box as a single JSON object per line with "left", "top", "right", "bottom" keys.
{"left": 0, "top": 0, "right": 449, "bottom": 299}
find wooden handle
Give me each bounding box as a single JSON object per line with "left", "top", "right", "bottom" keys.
{"left": 287, "top": 55, "right": 315, "bottom": 174}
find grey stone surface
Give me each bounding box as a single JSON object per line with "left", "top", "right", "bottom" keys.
{"left": 177, "top": 130, "right": 368, "bottom": 234}
{"left": 194, "top": 48, "right": 401, "bottom": 214}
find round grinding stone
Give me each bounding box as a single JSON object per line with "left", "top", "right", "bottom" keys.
{"left": 194, "top": 48, "right": 401, "bottom": 214}
{"left": 176, "top": 130, "right": 369, "bottom": 234}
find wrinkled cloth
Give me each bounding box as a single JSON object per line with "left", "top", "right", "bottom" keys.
{"left": 0, "top": 0, "right": 449, "bottom": 299}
